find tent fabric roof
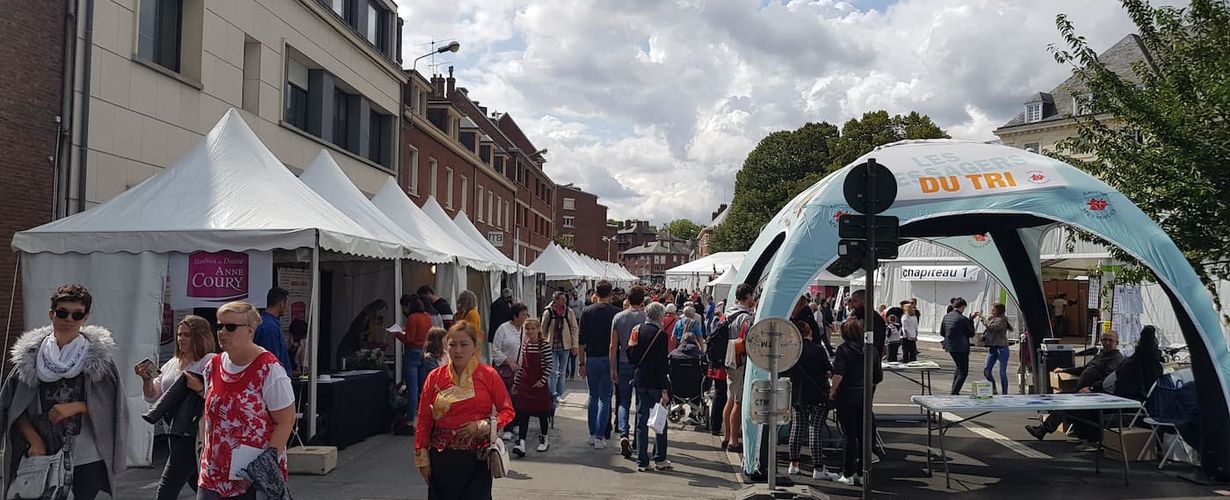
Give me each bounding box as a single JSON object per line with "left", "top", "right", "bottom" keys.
{"left": 665, "top": 252, "right": 747, "bottom": 277}
{"left": 419, "top": 197, "right": 507, "bottom": 273}
{"left": 300, "top": 151, "right": 449, "bottom": 264}
{"left": 13, "top": 109, "right": 402, "bottom": 258}
{"left": 451, "top": 211, "right": 520, "bottom": 274}
{"left": 370, "top": 179, "right": 495, "bottom": 271}
{"left": 708, "top": 266, "right": 738, "bottom": 286}
{"left": 529, "top": 243, "right": 634, "bottom": 281}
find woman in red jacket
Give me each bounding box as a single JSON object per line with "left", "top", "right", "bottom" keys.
{"left": 415, "top": 320, "right": 515, "bottom": 500}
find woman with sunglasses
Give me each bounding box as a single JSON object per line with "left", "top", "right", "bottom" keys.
{"left": 197, "top": 301, "right": 296, "bottom": 500}
{"left": 0, "top": 284, "right": 127, "bottom": 500}
{"left": 136, "top": 315, "right": 219, "bottom": 500}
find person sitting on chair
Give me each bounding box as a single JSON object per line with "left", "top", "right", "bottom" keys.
{"left": 668, "top": 333, "right": 704, "bottom": 362}
{"left": 1026, "top": 330, "right": 1126, "bottom": 450}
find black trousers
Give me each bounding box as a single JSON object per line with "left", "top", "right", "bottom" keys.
{"left": 709, "top": 377, "right": 727, "bottom": 435}
{"left": 157, "top": 435, "right": 199, "bottom": 500}
{"left": 428, "top": 449, "right": 493, "bottom": 500}
{"left": 72, "top": 460, "right": 111, "bottom": 500}
{"left": 949, "top": 351, "right": 970, "bottom": 395}
{"left": 515, "top": 410, "right": 550, "bottom": 440}
{"left": 835, "top": 394, "right": 864, "bottom": 477}
{"left": 887, "top": 342, "right": 901, "bottom": 362}
{"left": 902, "top": 339, "right": 918, "bottom": 363}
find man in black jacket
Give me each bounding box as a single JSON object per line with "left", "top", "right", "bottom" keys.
{"left": 941, "top": 298, "right": 975, "bottom": 395}
{"left": 488, "top": 289, "right": 514, "bottom": 348}
{"left": 1026, "top": 331, "right": 1126, "bottom": 450}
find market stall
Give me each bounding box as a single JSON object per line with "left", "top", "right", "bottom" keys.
{"left": 665, "top": 251, "right": 748, "bottom": 290}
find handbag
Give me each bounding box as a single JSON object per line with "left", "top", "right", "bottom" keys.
{"left": 7, "top": 449, "right": 67, "bottom": 500}
{"left": 485, "top": 407, "right": 511, "bottom": 479}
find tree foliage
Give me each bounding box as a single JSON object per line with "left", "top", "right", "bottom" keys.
{"left": 662, "top": 219, "right": 703, "bottom": 241}
{"left": 1049, "top": 0, "right": 1230, "bottom": 298}
{"left": 709, "top": 112, "right": 948, "bottom": 252}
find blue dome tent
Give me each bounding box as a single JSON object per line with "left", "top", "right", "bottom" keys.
{"left": 731, "top": 139, "right": 1229, "bottom": 479}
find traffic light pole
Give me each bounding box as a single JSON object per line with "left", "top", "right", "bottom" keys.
{"left": 861, "top": 160, "right": 878, "bottom": 500}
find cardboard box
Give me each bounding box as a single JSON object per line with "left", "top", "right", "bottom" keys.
{"left": 287, "top": 446, "right": 337, "bottom": 475}
{"left": 1103, "top": 428, "right": 1157, "bottom": 462}
{"left": 1050, "top": 372, "right": 1080, "bottom": 393}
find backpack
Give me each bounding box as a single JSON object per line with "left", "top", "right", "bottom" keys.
{"left": 705, "top": 311, "right": 750, "bottom": 369}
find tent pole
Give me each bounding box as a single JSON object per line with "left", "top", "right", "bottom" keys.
{"left": 307, "top": 235, "right": 321, "bottom": 440}
{"left": 394, "top": 258, "right": 403, "bottom": 384}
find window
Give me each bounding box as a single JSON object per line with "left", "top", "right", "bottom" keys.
{"left": 329, "top": 0, "right": 348, "bottom": 19}
{"left": 284, "top": 56, "right": 309, "bottom": 130}
{"left": 445, "top": 168, "right": 454, "bottom": 208}
{"left": 1073, "top": 93, "right": 1094, "bottom": 116}
{"left": 1023, "top": 142, "right": 1040, "bottom": 154}
{"left": 495, "top": 196, "right": 502, "bottom": 229}
{"left": 562, "top": 197, "right": 575, "bottom": 211}
{"left": 138, "top": 0, "right": 182, "bottom": 72}
{"left": 563, "top": 216, "right": 575, "bottom": 228}
{"left": 428, "top": 158, "right": 438, "bottom": 197}
{"left": 368, "top": 112, "right": 390, "bottom": 166}
{"left": 546, "top": 188, "right": 553, "bottom": 203}
{"left": 366, "top": 3, "right": 379, "bottom": 45}
{"left": 407, "top": 147, "right": 419, "bottom": 195}
{"left": 560, "top": 234, "right": 574, "bottom": 247}
{"left": 242, "top": 38, "right": 261, "bottom": 113}
{"left": 504, "top": 201, "right": 510, "bottom": 230}
{"left": 487, "top": 192, "right": 494, "bottom": 225}
{"left": 493, "top": 155, "right": 504, "bottom": 174}
{"left": 1026, "top": 103, "right": 1043, "bottom": 123}
{"left": 460, "top": 176, "right": 468, "bottom": 212}
{"left": 333, "top": 89, "right": 351, "bottom": 149}
{"left": 476, "top": 187, "right": 485, "bottom": 222}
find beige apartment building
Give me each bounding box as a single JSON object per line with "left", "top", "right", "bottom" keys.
{"left": 60, "top": 0, "right": 404, "bottom": 215}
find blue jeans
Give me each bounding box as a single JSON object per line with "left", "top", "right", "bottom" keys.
{"left": 984, "top": 346, "right": 1010, "bottom": 395}
{"left": 403, "top": 348, "right": 425, "bottom": 421}
{"left": 548, "top": 349, "right": 569, "bottom": 402}
{"left": 615, "top": 361, "right": 635, "bottom": 438}
{"left": 635, "top": 387, "right": 668, "bottom": 467}
{"left": 585, "top": 356, "right": 613, "bottom": 438}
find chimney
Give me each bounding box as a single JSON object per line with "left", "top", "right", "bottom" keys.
{"left": 446, "top": 66, "right": 456, "bottom": 97}
{"left": 432, "top": 74, "right": 445, "bottom": 97}
{"left": 478, "top": 105, "right": 487, "bottom": 115}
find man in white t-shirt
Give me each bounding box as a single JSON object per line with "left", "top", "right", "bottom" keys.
{"left": 1051, "top": 294, "right": 1069, "bottom": 337}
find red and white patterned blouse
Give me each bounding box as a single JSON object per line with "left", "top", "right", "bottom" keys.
{"left": 198, "top": 351, "right": 287, "bottom": 496}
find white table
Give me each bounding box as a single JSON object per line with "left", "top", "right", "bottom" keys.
{"left": 882, "top": 360, "right": 941, "bottom": 397}
{"left": 912, "top": 393, "right": 1142, "bottom": 489}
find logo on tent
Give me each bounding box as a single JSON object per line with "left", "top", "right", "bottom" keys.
{"left": 970, "top": 233, "right": 991, "bottom": 248}
{"left": 1081, "top": 191, "right": 1117, "bottom": 219}
{"left": 829, "top": 209, "right": 849, "bottom": 227}
{"left": 1024, "top": 171, "right": 1053, "bottom": 185}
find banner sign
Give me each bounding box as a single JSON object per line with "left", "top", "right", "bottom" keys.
{"left": 277, "top": 268, "right": 312, "bottom": 337}
{"left": 901, "top": 265, "right": 982, "bottom": 282}
{"left": 169, "top": 251, "right": 272, "bottom": 309}
{"left": 891, "top": 152, "right": 1068, "bottom": 203}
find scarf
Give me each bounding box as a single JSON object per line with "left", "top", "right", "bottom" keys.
{"left": 432, "top": 354, "right": 478, "bottom": 420}
{"left": 36, "top": 333, "right": 90, "bottom": 383}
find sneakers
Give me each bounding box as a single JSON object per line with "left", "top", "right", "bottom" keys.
{"left": 587, "top": 435, "right": 596, "bottom": 446}
{"left": 1025, "top": 425, "right": 1047, "bottom": 441}
{"left": 654, "top": 460, "right": 673, "bottom": 471}
{"left": 813, "top": 468, "right": 841, "bottom": 481}
{"left": 620, "top": 437, "right": 632, "bottom": 458}
{"left": 503, "top": 431, "right": 514, "bottom": 441}
{"left": 1075, "top": 440, "right": 1101, "bottom": 452}
{"left": 870, "top": 454, "right": 881, "bottom": 465}
{"left": 595, "top": 438, "right": 608, "bottom": 450}
{"left": 788, "top": 464, "right": 802, "bottom": 475}
{"left": 637, "top": 465, "right": 650, "bottom": 472}
{"left": 537, "top": 435, "right": 550, "bottom": 452}
{"left": 837, "top": 474, "right": 863, "bottom": 486}
{"left": 513, "top": 439, "right": 527, "bottom": 458}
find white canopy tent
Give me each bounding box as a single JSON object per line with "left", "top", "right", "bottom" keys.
{"left": 530, "top": 243, "right": 595, "bottom": 281}
{"left": 665, "top": 252, "right": 748, "bottom": 290}
{"left": 708, "top": 265, "right": 738, "bottom": 302}
{"left": 451, "top": 211, "right": 531, "bottom": 304}
{"left": 421, "top": 197, "right": 516, "bottom": 274}
{"left": 12, "top": 109, "right": 401, "bottom": 465}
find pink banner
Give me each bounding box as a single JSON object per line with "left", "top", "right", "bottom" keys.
{"left": 186, "top": 251, "right": 251, "bottom": 302}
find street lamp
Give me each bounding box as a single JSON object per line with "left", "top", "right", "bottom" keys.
{"left": 602, "top": 236, "right": 614, "bottom": 262}
{"left": 412, "top": 41, "right": 461, "bottom": 75}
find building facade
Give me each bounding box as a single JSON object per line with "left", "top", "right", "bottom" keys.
{"left": 555, "top": 184, "right": 614, "bottom": 261}
{"left": 696, "top": 203, "right": 728, "bottom": 258}
{"left": 496, "top": 114, "right": 555, "bottom": 266}
{"left": 615, "top": 220, "right": 657, "bottom": 254}
{"left": 0, "top": 0, "right": 65, "bottom": 333}
{"left": 61, "top": 0, "right": 405, "bottom": 216}
{"left": 621, "top": 238, "right": 691, "bottom": 284}
{"left": 993, "top": 35, "right": 1146, "bottom": 157}
{"left": 402, "top": 68, "right": 517, "bottom": 258}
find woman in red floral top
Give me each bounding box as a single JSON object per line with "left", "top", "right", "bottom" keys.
{"left": 416, "top": 320, "right": 514, "bottom": 499}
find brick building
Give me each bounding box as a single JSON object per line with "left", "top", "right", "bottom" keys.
{"left": 555, "top": 184, "right": 615, "bottom": 261}
{"left": 615, "top": 220, "right": 657, "bottom": 254}
{"left": 403, "top": 66, "right": 555, "bottom": 264}
{"left": 621, "top": 237, "right": 692, "bottom": 284}
{"left": 403, "top": 69, "right": 517, "bottom": 257}
{"left": 0, "top": 0, "right": 63, "bottom": 333}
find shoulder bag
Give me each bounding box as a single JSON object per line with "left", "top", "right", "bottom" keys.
{"left": 7, "top": 447, "right": 67, "bottom": 500}
{"left": 485, "top": 406, "right": 511, "bottom": 479}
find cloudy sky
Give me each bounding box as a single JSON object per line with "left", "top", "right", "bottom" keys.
{"left": 394, "top": 0, "right": 1162, "bottom": 225}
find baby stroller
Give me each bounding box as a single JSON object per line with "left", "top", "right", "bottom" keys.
{"left": 668, "top": 356, "right": 709, "bottom": 428}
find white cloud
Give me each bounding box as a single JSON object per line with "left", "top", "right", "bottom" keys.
{"left": 396, "top": 0, "right": 1170, "bottom": 225}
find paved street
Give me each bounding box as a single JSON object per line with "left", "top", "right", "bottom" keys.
{"left": 117, "top": 342, "right": 1223, "bottom": 499}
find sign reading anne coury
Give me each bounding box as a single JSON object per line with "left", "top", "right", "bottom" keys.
{"left": 889, "top": 150, "right": 1068, "bottom": 203}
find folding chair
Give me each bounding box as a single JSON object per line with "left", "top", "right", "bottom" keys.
{"left": 1130, "top": 368, "right": 1194, "bottom": 468}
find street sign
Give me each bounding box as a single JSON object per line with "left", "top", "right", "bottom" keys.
{"left": 838, "top": 214, "right": 900, "bottom": 242}
{"left": 837, "top": 238, "right": 899, "bottom": 261}
{"left": 745, "top": 318, "right": 803, "bottom": 372}
{"left": 749, "top": 379, "right": 792, "bottom": 425}
{"left": 843, "top": 159, "right": 898, "bottom": 215}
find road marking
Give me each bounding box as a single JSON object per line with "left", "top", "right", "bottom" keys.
{"left": 940, "top": 412, "right": 1051, "bottom": 459}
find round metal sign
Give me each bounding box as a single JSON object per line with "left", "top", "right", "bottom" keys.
{"left": 842, "top": 159, "right": 898, "bottom": 215}
{"left": 745, "top": 317, "right": 803, "bottom": 372}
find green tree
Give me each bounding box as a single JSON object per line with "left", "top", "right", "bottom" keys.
{"left": 1049, "top": 0, "right": 1230, "bottom": 298}
{"left": 710, "top": 112, "right": 949, "bottom": 252}
{"left": 662, "top": 219, "right": 703, "bottom": 241}
{"left": 553, "top": 234, "right": 575, "bottom": 250}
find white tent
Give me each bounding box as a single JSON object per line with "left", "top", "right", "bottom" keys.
{"left": 708, "top": 265, "right": 738, "bottom": 302}
{"left": 452, "top": 211, "right": 519, "bottom": 273}
{"left": 370, "top": 179, "right": 494, "bottom": 272}
{"left": 12, "top": 109, "right": 401, "bottom": 466}
{"left": 665, "top": 251, "right": 748, "bottom": 289}
{"left": 421, "top": 197, "right": 516, "bottom": 274}
{"left": 530, "top": 243, "right": 594, "bottom": 280}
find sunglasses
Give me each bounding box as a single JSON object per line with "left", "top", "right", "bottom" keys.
{"left": 215, "top": 323, "right": 248, "bottom": 332}
{"left": 52, "top": 309, "right": 87, "bottom": 321}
